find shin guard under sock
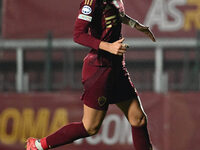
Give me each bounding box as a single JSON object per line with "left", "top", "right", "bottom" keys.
{"left": 132, "top": 124, "right": 152, "bottom": 150}
{"left": 45, "top": 122, "right": 89, "bottom": 149}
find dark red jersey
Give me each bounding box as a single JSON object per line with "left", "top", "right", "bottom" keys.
{"left": 74, "top": 0, "right": 137, "bottom": 109}
{"left": 73, "top": 0, "right": 124, "bottom": 66}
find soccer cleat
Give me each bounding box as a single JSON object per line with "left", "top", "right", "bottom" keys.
{"left": 26, "top": 137, "right": 38, "bottom": 150}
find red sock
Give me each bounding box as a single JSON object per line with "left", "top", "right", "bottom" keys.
{"left": 40, "top": 138, "right": 48, "bottom": 150}
{"left": 43, "top": 122, "right": 89, "bottom": 149}
{"left": 132, "top": 124, "right": 152, "bottom": 150}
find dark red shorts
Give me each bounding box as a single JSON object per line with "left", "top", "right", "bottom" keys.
{"left": 81, "top": 53, "right": 138, "bottom": 110}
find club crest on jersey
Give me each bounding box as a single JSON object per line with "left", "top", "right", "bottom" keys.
{"left": 82, "top": 5, "right": 92, "bottom": 15}
{"left": 98, "top": 96, "right": 107, "bottom": 107}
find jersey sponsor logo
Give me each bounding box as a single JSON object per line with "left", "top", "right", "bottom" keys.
{"left": 82, "top": 5, "right": 92, "bottom": 15}
{"left": 78, "top": 14, "right": 92, "bottom": 22}
{"left": 98, "top": 96, "right": 107, "bottom": 107}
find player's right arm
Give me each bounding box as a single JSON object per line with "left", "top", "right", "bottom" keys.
{"left": 73, "top": 0, "right": 101, "bottom": 50}
{"left": 73, "top": 0, "right": 127, "bottom": 55}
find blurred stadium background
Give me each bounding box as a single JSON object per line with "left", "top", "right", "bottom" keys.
{"left": 0, "top": 0, "right": 199, "bottom": 150}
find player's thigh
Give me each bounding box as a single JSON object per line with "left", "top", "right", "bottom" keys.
{"left": 116, "top": 97, "right": 147, "bottom": 126}
{"left": 82, "top": 104, "right": 107, "bottom": 135}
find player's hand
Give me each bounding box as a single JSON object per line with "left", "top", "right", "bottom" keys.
{"left": 108, "top": 38, "right": 129, "bottom": 56}
{"left": 135, "top": 22, "right": 156, "bottom": 42}
{"left": 99, "top": 38, "right": 129, "bottom": 56}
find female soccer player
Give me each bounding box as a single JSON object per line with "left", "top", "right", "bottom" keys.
{"left": 26, "top": 0, "right": 156, "bottom": 150}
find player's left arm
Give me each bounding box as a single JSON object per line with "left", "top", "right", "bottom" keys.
{"left": 121, "top": 14, "right": 156, "bottom": 42}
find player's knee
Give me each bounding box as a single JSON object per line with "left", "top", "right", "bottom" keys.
{"left": 129, "top": 114, "right": 147, "bottom": 127}
{"left": 85, "top": 125, "right": 100, "bottom": 136}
